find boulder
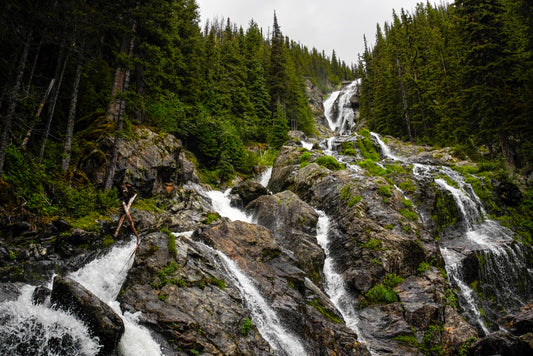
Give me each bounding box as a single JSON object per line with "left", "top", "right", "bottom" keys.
{"left": 230, "top": 181, "right": 269, "bottom": 208}
{"left": 499, "top": 305, "right": 533, "bottom": 336}
{"left": 51, "top": 276, "right": 124, "bottom": 355}
{"left": 468, "top": 331, "right": 533, "bottom": 356}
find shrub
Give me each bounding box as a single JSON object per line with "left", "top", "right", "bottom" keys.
{"left": 365, "top": 284, "right": 398, "bottom": 304}
{"left": 417, "top": 261, "right": 430, "bottom": 274}
{"left": 383, "top": 273, "right": 404, "bottom": 288}
{"left": 241, "top": 318, "right": 253, "bottom": 336}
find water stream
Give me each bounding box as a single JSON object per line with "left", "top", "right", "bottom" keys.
{"left": 0, "top": 238, "right": 162, "bottom": 355}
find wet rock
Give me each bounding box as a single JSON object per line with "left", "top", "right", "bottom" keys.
{"left": 468, "top": 331, "right": 533, "bottom": 356}
{"left": 0, "top": 282, "right": 22, "bottom": 302}
{"left": 32, "top": 285, "right": 51, "bottom": 305}
{"left": 499, "top": 305, "right": 533, "bottom": 336}
{"left": 493, "top": 180, "right": 522, "bottom": 207}
{"left": 51, "top": 276, "right": 124, "bottom": 355}
{"left": 247, "top": 190, "right": 325, "bottom": 285}
{"left": 195, "top": 221, "right": 371, "bottom": 355}
{"left": 230, "top": 181, "right": 269, "bottom": 208}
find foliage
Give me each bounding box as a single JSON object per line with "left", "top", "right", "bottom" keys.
{"left": 315, "top": 156, "right": 345, "bottom": 171}
{"left": 365, "top": 283, "right": 399, "bottom": 304}
{"left": 417, "top": 262, "right": 430, "bottom": 274}
{"left": 378, "top": 185, "right": 393, "bottom": 197}
{"left": 241, "top": 318, "right": 253, "bottom": 336}
{"left": 383, "top": 273, "right": 404, "bottom": 288}
{"left": 361, "top": 238, "right": 382, "bottom": 250}
{"left": 162, "top": 228, "right": 177, "bottom": 259}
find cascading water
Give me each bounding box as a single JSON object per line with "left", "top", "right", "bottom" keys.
{"left": 0, "top": 238, "right": 162, "bottom": 356}
{"left": 206, "top": 189, "right": 252, "bottom": 223}
{"left": 314, "top": 211, "right": 367, "bottom": 341}
{"left": 259, "top": 166, "right": 273, "bottom": 188}
{"left": 204, "top": 187, "right": 307, "bottom": 355}
{"left": 323, "top": 81, "right": 359, "bottom": 135}
{"left": 374, "top": 137, "right": 533, "bottom": 334}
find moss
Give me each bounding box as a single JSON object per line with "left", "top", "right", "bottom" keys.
{"left": 361, "top": 238, "right": 382, "bottom": 250}
{"left": 162, "top": 228, "right": 177, "bottom": 259}
{"left": 378, "top": 185, "right": 393, "bottom": 197}
{"left": 133, "top": 198, "right": 163, "bottom": 213}
{"left": 383, "top": 273, "right": 404, "bottom": 288}
{"left": 316, "top": 156, "right": 345, "bottom": 171}
{"left": 209, "top": 277, "right": 226, "bottom": 290}
{"left": 348, "top": 196, "right": 362, "bottom": 207}
{"left": 420, "top": 325, "right": 444, "bottom": 356}
{"left": 417, "top": 261, "right": 430, "bottom": 274}
{"left": 357, "top": 159, "right": 388, "bottom": 176}
{"left": 241, "top": 318, "right": 253, "bottom": 336}
{"left": 365, "top": 284, "right": 398, "bottom": 304}
{"left": 384, "top": 224, "right": 394, "bottom": 230}
{"left": 400, "top": 208, "right": 418, "bottom": 221}
{"left": 431, "top": 189, "right": 459, "bottom": 232}
{"left": 393, "top": 334, "right": 419, "bottom": 347}
{"left": 204, "top": 213, "right": 220, "bottom": 224}
{"left": 398, "top": 179, "right": 417, "bottom": 193}
{"left": 102, "top": 235, "right": 115, "bottom": 248}
{"left": 308, "top": 298, "right": 343, "bottom": 323}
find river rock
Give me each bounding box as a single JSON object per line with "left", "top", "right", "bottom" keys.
{"left": 51, "top": 276, "right": 124, "bottom": 355}
{"left": 230, "top": 181, "right": 269, "bottom": 208}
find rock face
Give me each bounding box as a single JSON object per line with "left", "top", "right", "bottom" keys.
{"left": 82, "top": 127, "right": 199, "bottom": 195}
{"left": 51, "top": 276, "right": 124, "bottom": 355}
{"left": 229, "top": 181, "right": 269, "bottom": 208}
{"left": 246, "top": 190, "right": 325, "bottom": 285}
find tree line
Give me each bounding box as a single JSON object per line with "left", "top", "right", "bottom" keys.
{"left": 358, "top": 0, "right": 533, "bottom": 171}
{"left": 0, "top": 0, "right": 352, "bottom": 187}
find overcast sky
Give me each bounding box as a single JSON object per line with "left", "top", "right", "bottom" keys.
{"left": 195, "top": 0, "right": 451, "bottom": 64}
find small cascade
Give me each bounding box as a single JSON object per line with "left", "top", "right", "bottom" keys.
{"left": 206, "top": 189, "right": 253, "bottom": 223}
{"left": 301, "top": 141, "right": 314, "bottom": 151}
{"left": 323, "top": 81, "right": 359, "bottom": 135}
{"left": 0, "top": 238, "right": 162, "bottom": 355}
{"left": 370, "top": 132, "right": 404, "bottom": 162}
{"left": 205, "top": 245, "right": 307, "bottom": 356}
{"left": 259, "top": 166, "right": 273, "bottom": 188}
{"left": 0, "top": 285, "right": 102, "bottom": 355}
{"left": 69, "top": 238, "right": 162, "bottom": 355}
{"left": 314, "top": 211, "right": 365, "bottom": 338}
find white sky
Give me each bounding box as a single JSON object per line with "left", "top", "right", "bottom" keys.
{"left": 195, "top": 0, "right": 451, "bottom": 65}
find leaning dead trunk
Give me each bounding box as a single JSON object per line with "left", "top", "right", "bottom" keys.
{"left": 0, "top": 29, "right": 32, "bottom": 175}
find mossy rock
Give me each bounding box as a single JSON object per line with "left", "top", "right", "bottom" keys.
{"left": 432, "top": 189, "right": 459, "bottom": 232}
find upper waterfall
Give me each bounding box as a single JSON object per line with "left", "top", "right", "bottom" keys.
{"left": 323, "top": 80, "right": 359, "bottom": 135}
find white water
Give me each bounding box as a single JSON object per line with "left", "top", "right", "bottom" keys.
{"left": 314, "top": 211, "right": 365, "bottom": 337}
{"left": 370, "top": 132, "right": 404, "bottom": 162}
{"left": 206, "top": 189, "right": 253, "bottom": 223}
{"left": 0, "top": 238, "right": 162, "bottom": 355}
{"left": 211, "top": 248, "right": 307, "bottom": 356}
{"left": 301, "top": 141, "right": 314, "bottom": 150}
{"left": 324, "top": 81, "right": 359, "bottom": 135}
{"left": 0, "top": 285, "right": 102, "bottom": 355}
{"left": 70, "top": 238, "right": 162, "bottom": 355}
{"left": 259, "top": 166, "right": 273, "bottom": 188}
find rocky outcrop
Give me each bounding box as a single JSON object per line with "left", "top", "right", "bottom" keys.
{"left": 246, "top": 190, "right": 325, "bottom": 285}
{"left": 51, "top": 276, "right": 124, "bottom": 355}
{"left": 195, "top": 221, "right": 370, "bottom": 355}
{"left": 81, "top": 127, "right": 199, "bottom": 196}
{"left": 229, "top": 181, "right": 269, "bottom": 208}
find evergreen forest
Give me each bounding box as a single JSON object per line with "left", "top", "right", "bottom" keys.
{"left": 0, "top": 0, "right": 352, "bottom": 222}
{"left": 359, "top": 0, "right": 533, "bottom": 171}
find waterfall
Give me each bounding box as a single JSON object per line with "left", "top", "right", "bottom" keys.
{"left": 370, "top": 132, "right": 404, "bottom": 162}
{"left": 69, "top": 238, "right": 162, "bottom": 355}
{"left": 205, "top": 188, "right": 307, "bottom": 355}
{"left": 0, "top": 285, "right": 101, "bottom": 355}
{"left": 0, "top": 238, "right": 162, "bottom": 355}
{"left": 323, "top": 81, "right": 359, "bottom": 135}
{"left": 206, "top": 189, "right": 253, "bottom": 223}
{"left": 314, "top": 211, "right": 365, "bottom": 337}
{"left": 259, "top": 166, "right": 273, "bottom": 188}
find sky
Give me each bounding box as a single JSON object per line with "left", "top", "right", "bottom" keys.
{"left": 195, "top": 0, "right": 451, "bottom": 65}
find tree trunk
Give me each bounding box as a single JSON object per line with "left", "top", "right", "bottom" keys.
{"left": 25, "top": 38, "right": 43, "bottom": 97}
{"left": 39, "top": 46, "right": 69, "bottom": 163}
{"left": 21, "top": 78, "right": 54, "bottom": 148}
{"left": 104, "top": 22, "right": 136, "bottom": 190}
{"left": 0, "top": 29, "right": 32, "bottom": 176}
{"left": 61, "top": 55, "right": 83, "bottom": 172}
{"left": 396, "top": 57, "right": 413, "bottom": 141}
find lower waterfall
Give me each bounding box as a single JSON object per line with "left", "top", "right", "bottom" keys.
{"left": 0, "top": 238, "right": 162, "bottom": 355}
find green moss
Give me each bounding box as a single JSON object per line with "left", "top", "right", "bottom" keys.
{"left": 383, "top": 273, "right": 404, "bottom": 288}
{"left": 361, "top": 238, "right": 382, "bottom": 250}
{"left": 384, "top": 224, "right": 394, "bottom": 230}
{"left": 133, "top": 198, "right": 163, "bottom": 213}
{"left": 348, "top": 196, "right": 362, "bottom": 207}
{"left": 316, "top": 156, "right": 345, "bottom": 171}
{"left": 398, "top": 179, "right": 417, "bottom": 193}
{"left": 432, "top": 189, "right": 459, "bottom": 232}
{"left": 417, "top": 261, "right": 430, "bottom": 274}
{"left": 241, "top": 318, "right": 253, "bottom": 336}
{"left": 393, "top": 334, "right": 419, "bottom": 347}
{"left": 308, "top": 298, "right": 343, "bottom": 323}
{"left": 343, "top": 148, "right": 358, "bottom": 156}
{"left": 357, "top": 159, "right": 388, "bottom": 176}
{"left": 445, "top": 288, "right": 458, "bottom": 308}
{"left": 299, "top": 151, "right": 311, "bottom": 163}
{"left": 204, "top": 213, "right": 220, "bottom": 224}
{"left": 400, "top": 208, "right": 418, "bottom": 221}
{"left": 378, "top": 185, "right": 393, "bottom": 197}
{"left": 458, "top": 337, "right": 477, "bottom": 356}
{"left": 102, "top": 235, "right": 115, "bottom": 248}
{"left": 162, "top": 228, "right": 177, "bottom": 259}
{"left": 365, "top": 284, "right": 398, "bottom": 304}
{"left": 420, "top": 325, "right": 444, "bottom": 356}
{"left": 209, "top": 277, "right": 226, "bottom": 290}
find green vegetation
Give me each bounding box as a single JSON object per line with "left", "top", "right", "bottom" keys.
{"left": 378, "top": 185, "right": 393, "bottom": 197}
{"left": 383, "top": 273, "right": 404, "bottom": 288}
{"left": 241, "top": 318, "right": 253, "bottom": 336}
{"left": 360, "top": 238, "right": 382, "bottom": 250}
{"left": 315, "top": 156, "right": 345, "bottom": 171}
{"left": 162, "top": 228, "right": 177, "bottom": 259}
{"left": 356, "top": 129, "right": 380, "bottom": 161}
{"left": 299, "top": 151, "right": 311, "bottom": 168}
{"left": 365, "top": 284, "right": 399, "bottom": 304}
{"left": 420, "top": 325, "right": 444, "bottom": 355}
{"left": 359, "top": 1, "right": 533, "bottom": 172}
{"left": 400, "top": 209, "right": 418, "bottom": 221}
{"left": 417, "top": 262, "right": 430, "bottom": 274}
{"left": 204, "top": 213, "right": 220, "bottom": 225}
{"left": 308, "top": 298, "right": 343, "bottom": 323}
